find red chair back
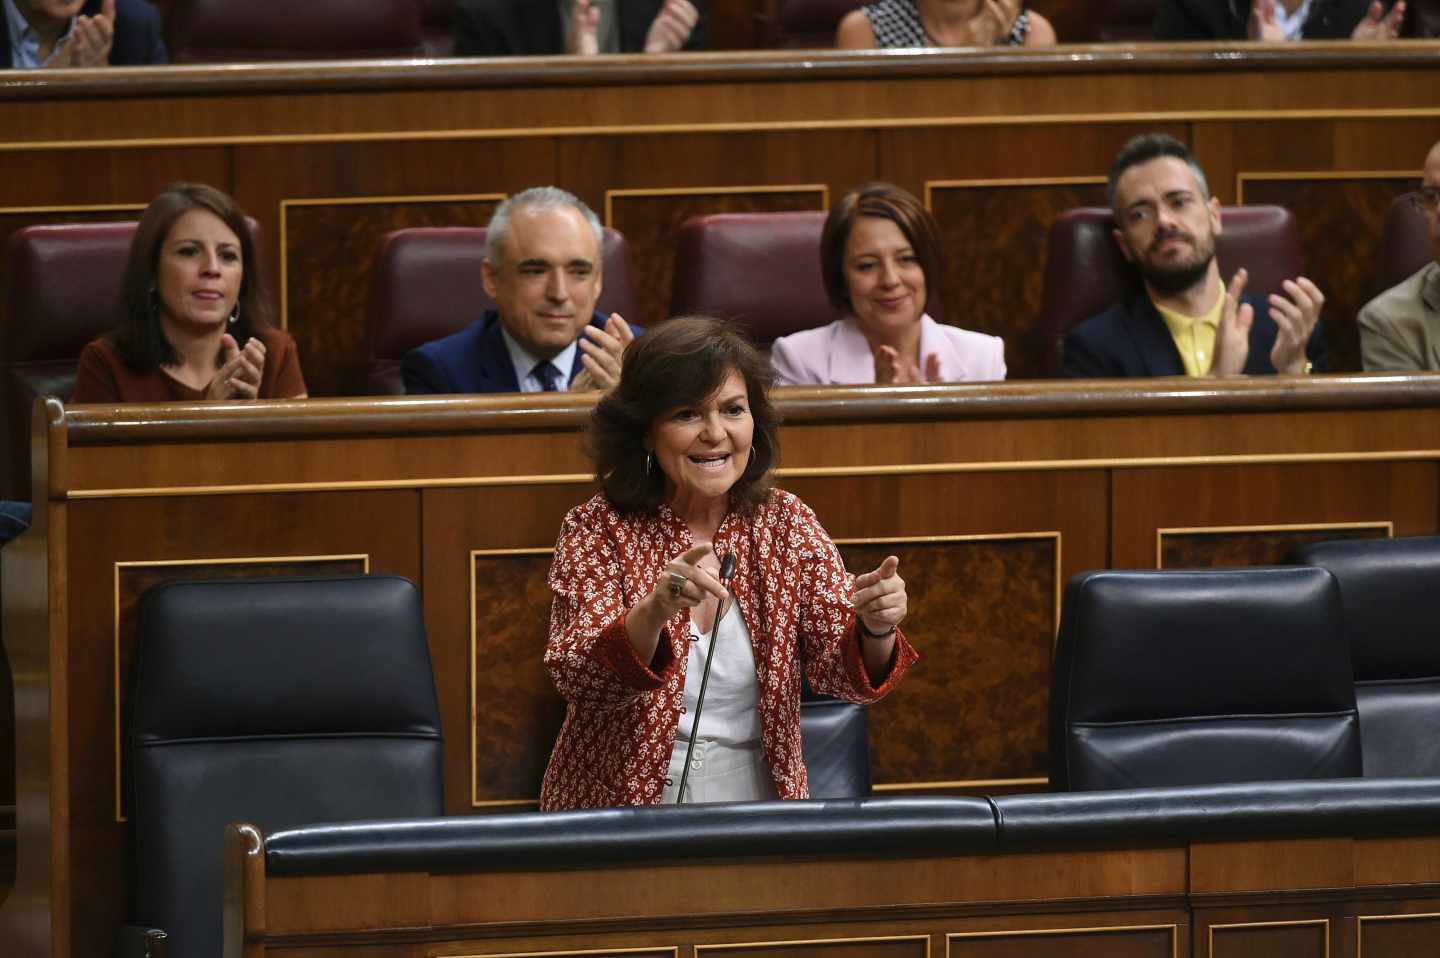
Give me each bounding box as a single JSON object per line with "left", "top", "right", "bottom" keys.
{"left": 170, "top": 0, "right": 424, "bottom": 62}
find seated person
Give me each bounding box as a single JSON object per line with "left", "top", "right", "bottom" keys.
{"left": 542, "top": 316, "right": 917, "bottom": 809}
{"left": 2, "top": 0, "right": 167, "bottom": 68}
{"left": 403, "top": 187, "right": 638, "bottom": 395}
{"left": 837, "top": 0, "right": 1056, "bottom": 48}
{"left": 771, "top": 182, "right": 1005, "bottom": 386}
{"left": 454, "top": 0, "right": 706, "bottom": 56}
{"left": 1062, "top": 134, "right": 1326, "bottom": 379}
{"left": 72, "top": 183, "right": 307, "bottom": 402}
{"left": 1155, "top": 0, "right": 1405, "bottom": 41}
{"left": 1359, "top": 140, "right": 1440, "bottom": 371}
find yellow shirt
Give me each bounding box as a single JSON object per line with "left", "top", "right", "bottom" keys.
{"left": 1155, "top": 282, "right": 1225, "bottom": 377}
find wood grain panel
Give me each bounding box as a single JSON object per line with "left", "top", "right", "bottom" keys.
{"left": 928, "top": 180, "right": 1108, "bottom": 380}
{"left": 1358, "top": 912, "right": 1440, "bottom": 957}
{"left": 1111, "top": 461, "right": 1439, "bottom": 570}
{"left": 281, "top": 196, "right": 501, "bottom": 397}
{"left": 697, "top": 938, "right": 925, "bottom": 958}
{"left": 1239, "top": 176, "right": 1415, "bottom": 373}
{"left": 1157, "top": 523, "right": 1389, "bottom": 569}
{"left": 113, "top": 555, "right": 367, "bottom": 820}
{"left": 838, "top": 536, "right": 1057, "bottom": 789}
{"left": 948, "top": 925, "right": 1177, "bottom": 958}
{"left": 1208, "top": 920, "right": 1328, "bottom": 958}
{"left": 0, "top": 147, "right": 230, "bottom": 209}
{"left": 606, "top": 186, "right": 826, "bottom": 328}
{"left": 471, "top": 550, "right": 565, "bottom": 806}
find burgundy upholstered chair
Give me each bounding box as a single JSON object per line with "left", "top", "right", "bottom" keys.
{"left": 168, "top": 0, "right": 424, "bottom": 62}
{"left": 1034, "top": 205, "right": 1302, "bottom": 376}
{"left": 365, "top": 226, "right": 640, "bottom": 395}
{"left": 669, "top": 212, "right": 842, "bottom": 348}
{"left": 1374, "top": 193, "right": 1433, "bottom": 296}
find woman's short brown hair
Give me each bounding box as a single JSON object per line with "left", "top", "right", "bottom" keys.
{"left": 111, "top": 182, "right": 274, "bottom": 372}
{"left": 820, "top": 182, "right": 943, "bottom": 318}
{"left": 589, "top": 316, "right": 779, "bottom": 514}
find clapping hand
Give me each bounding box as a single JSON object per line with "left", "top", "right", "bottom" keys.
{"left": 1211, "top": 268, "right": 1320, "bottom": 376}
{"left": 1247, "top": 0, "right": 1287, "bottom": 40}
{"left": 1351, "top": 0, "right": 1406, "bottom": 39}
{"left": 571, "top": 313, "right": 635, "bottom": 392}
{"left": 875, "top": 345, "right": 942, "bottom": 384}
{"left": 644, "top": 0, "right": 700, "bottom": 52}
{"left": 566, "top": 0, "right": 601, "bottom": 55}
{"left": 54, "top": 0, "right": 115, "bottom": 68}
{"left": 206, "top": 334, "right": 266, "bottom": 400}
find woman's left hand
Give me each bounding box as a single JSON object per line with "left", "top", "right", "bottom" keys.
{"left": 851, "top": 554, "right": 906, "bottom": 635}
{"left": 874, "top": 346, "right": 942, "bottom": 385}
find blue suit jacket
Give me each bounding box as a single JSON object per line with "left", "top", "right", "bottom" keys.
{"left": 0, "top": 0, "right": 168, "bottom": 67}
{"left": 403, "top": 310, "right": 638, "bottom": 395}
{"left": 1061, "top": 292, "right": 1327, "bottom": 378}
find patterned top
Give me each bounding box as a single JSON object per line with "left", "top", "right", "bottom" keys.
{"left": 540, "top": 488, "right": 919, "bottom": 810}
{"left": 862, "top": 0, "right": 1031, "bottom": 46}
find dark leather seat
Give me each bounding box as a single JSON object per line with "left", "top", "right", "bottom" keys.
{"left": 1049, "top": 567, "right": 1361, "bottom": 791}
{"left": 168, "top": 0, "right": 424, "bottom": 62}
{"left": 1035, "top": 206, "right": 1302, "bottom": 376}
{"left": 122, "top": 575, "right": 443, "bottom": 958}
{"left": 1294, "top": 536, "right": 1440, "bottom": 777}
{"left": 365, "top": 226, "right": 640, "bottom": 395}
{"left": 1374, "top": 192, "right": 1433, "bottom": 295}
{"left": 669, "top": 212, "right": 841, "bottom": 347}
{"left": 799, "top": 698, "right": 871, "bottom": 799}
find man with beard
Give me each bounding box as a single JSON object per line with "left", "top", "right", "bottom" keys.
{"left": 1062, "top": 134, "right": 1326, "bottom": 378}
{"left": 1358, "top": 140, "right": 1440, "bottom": 371}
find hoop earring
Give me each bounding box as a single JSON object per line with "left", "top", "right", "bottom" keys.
{"left": 646, "top": 451, "right": 655, "bottom": 476}
{"left": 229, "top": 303, "right": 240, "bottom": 325}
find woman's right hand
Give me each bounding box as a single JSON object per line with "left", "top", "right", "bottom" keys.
{"left": 626, "top": 543, "right": 728, "bottom": 664}
{"left": 207, "top": 334, "right": 266, "bottom": 400}
{"left": 874, "top": 345, "right": 942, "bottom": 385}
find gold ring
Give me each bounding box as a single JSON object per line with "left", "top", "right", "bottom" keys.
{"left": 667, "top": 571, "right": 687, "bottom": 597}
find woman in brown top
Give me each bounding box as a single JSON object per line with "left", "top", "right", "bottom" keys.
{"left": 71, "top": 183, "right": 307, "bottom": 403}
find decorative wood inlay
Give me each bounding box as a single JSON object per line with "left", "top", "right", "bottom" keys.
{"left": 837, "top": 535, "right": 1059, "bottom": 790}
{"left": 605, "top": 186, "right": 826, "bottom": 328}
{"left": 1208, "top": 918, "right": 1329, "bottom": 958}
{"left": 112, "top": 555, "right": 368, "bottom": 821}
{"left": 1157, "top": 522, "right": 1391, "bottom": 569}
{"left": 697, "top": 935, "right": 928, "bottom": 958}
{"left": 1357, "top": 911, "right": 1440, "bottom": 958}
{"left": 927, "top": 179, "right": 1108, "bottom": 380}
{"left": 280, "top": 195, "right": 502, "bottom": 397}
{"left": 948, "top": 924, "right": 1178, "bottom": 958}
{"left": 1239, "top": 176, "right": 1416, "bottom": 374}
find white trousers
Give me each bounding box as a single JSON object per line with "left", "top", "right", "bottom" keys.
{"left": 661, "top": 738, "right": 778, "bottom": 804}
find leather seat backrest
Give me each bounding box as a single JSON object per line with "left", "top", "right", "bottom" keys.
{"left": 169, "top": 0, "right": 424, "bottom": 62}
{"left": 1049, "top": 566, "right": 1360, "bottom": 791}
{"left": 365, "top": 226, "right": 639, "bottom": 395}
{"left": 127, "top": 574, "right": 444, "bottom": 958}
{"left": 669, "top": 212, "right": 842, "bottom": 346}
{"left": 1036, "top": 205, "right": 1302, "bottom": 375}
{"left": 1294, "top": 536, "right": 1440, "bottom": 777}
{"left": 799, "top": 697, "right": 871, "bottom": 798}
{"left": 1374, "top": 193, "right": 1433, "bottom": 295}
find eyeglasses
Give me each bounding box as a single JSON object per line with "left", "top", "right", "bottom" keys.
{"left": 1411, "top": 187, "right": 1440, "bottom": 214}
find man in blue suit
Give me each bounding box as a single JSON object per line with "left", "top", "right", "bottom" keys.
{"left": 2, "top": 0, "right": 167, "bottom": 68}
{"left": 403, "top": 187, "right": 638, "bottom": 395}
{"left": 1063, "top": 134, "right": 1326, "bottom": 379}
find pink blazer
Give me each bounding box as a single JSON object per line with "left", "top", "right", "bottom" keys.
{"left": 770, "top": 315, "right": 1006, "bottom": 386}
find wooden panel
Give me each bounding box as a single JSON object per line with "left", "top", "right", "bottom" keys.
{"left": 928, "top": 180, "right": 1108, "bottom": 380}
{"left": 1240, "top": 176, "right": 1416, "bottom": 374}
{"left": 1358, "top": 911, "right": 1440, "bottom": 957}
{"left": 1207, "top": 919, "right": 1328, "bottom": 958}
{"left": 1157, "top": 522, "right": 1389, "bottom": 569}
{"left": 605, "top": 185, "right": 827, "bottom": 328}
{"left": 113, "top": 555, "right": 367, "bottom": 820}
{"left": 697, "top": 937, "right": 925, "bottom": 958}
{"left": 1190, "top": 838, "right": 1353, "bottom": 894}
{"left": 948, "top": 925, "right": 1178, "bottom": 958}
{"left": 0, "top": 147, "right": 230, "bottom": 209}
{"left": 281, "top": 196, "right": 501, "bottom": 397}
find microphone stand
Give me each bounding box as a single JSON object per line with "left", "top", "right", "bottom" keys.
{"left": 675, "top": 552, "right": 736, "bottom": 804}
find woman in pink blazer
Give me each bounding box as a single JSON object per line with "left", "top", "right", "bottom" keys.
{"left": 771, "top": 182, "right": 1006, "bottom": 386}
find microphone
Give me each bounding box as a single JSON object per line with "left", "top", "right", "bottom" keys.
{"left": 675, "top": 551, "right": 737, "bottom": 804}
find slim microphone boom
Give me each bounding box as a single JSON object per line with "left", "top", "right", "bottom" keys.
{"left": 675, "top": 551, "right": 737, "bottom": 804}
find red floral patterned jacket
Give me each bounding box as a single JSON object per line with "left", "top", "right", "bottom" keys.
{"left": 539, "top": 488, "right": 919, "bottom": 810}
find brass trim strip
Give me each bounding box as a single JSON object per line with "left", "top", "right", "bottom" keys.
{"left": 1236, "top": 169, "right": 1419, "bottom": 204}
{"left": 1208, "top": 918, "right": 1330, "bottom": 958}
{"left": 873, "top": 777, "right": 1048, "bottom": 790}
{"left": 444, "top": 947, "right": 679, "bottom": 958}
{"left": 603, "top": 183, "right": 829, "bottom": 228}
{"left": 111, "top": 553, "right": 371, "bottom": 822}
{"left": 277, "top": 191, "right": 506, "bottom": 330}
{"left": 1155, "top": 520, "right": 1393, "bottom": 568}
{"left": 1357, "top": 911, "right": 1440, "bottom": 958}
{"left": 11, "top": 108, "right": 1440, "bottom": 153}
{"left": 0, "top": 201, "right": 146, "bottom": 215}
{"left": 948, "top": 923, "right": 1179, "bottom": 958}
{"left": 699, "top": 934, "right": 930, "bottom": 954}
{"left": 924, "top": 175, "right": 1106, "bottom": 209}
{"left": 65, "top": 448, "right": 1440, "bottom": 501}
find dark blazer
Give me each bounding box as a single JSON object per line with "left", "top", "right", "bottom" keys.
{"left": 0, "top": 0, "right": 168, "bottom": 67}
{"left": 454, "top": 0, "right": 708, "bottom": 56}
{"left": 1061, "top": 292, "right": 1328, "bottom": 378}
{"left": 1154, "top": 0, "right": 1379, "bottom": 39}
{"left": 403, "top": 310, "right": 634, "bottom": 395}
